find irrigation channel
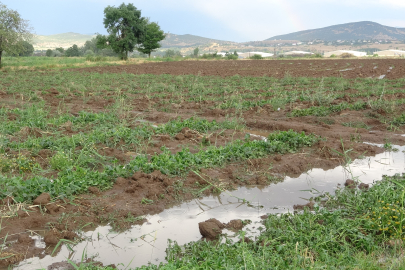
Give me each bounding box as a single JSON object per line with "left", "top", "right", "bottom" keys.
{"left": 14, "top": 142, "right": 405, "bottom": 269}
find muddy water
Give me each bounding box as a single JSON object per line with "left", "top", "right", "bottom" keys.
{"left": 15, "top": 144, "right": 405, "bottom": 269}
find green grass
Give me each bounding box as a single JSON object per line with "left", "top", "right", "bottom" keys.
{"left": 0, "top": 129, "right": 317, "bottom": 203}
{"left": 135, "top": 174, "right": 405, "bottom": 270}
{"left": 0, "top": 56, "right": 123, "bottom": 70}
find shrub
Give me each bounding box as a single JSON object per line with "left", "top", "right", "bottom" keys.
{"left": 86, "top": 55, "right": 107, "bottom": 62}
{"left": 45, "top": 49, "right": 53, "bottom": 57}
{"left": 249, "top": 54, "right": 264, "bottom": 60}
{"left": 85, "top": 50, "right": 94, "bottom": 56}
{"left": 311, "top": 53, "right": 323, "bottom": 58}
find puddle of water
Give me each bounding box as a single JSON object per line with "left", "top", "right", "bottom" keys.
{"left": 378, "top": 75, "right": 386, "bottom": 79}
{"left": 15, "top": 144, "right": 405, "bottom": 269}
{"left": 339, "top": 68, "right": 354, "bottom": 72}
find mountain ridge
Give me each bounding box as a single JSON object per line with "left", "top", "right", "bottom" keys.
{"left": 266, "top": 21, "right": 405, "bottom": 41}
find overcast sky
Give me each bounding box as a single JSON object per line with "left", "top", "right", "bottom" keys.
{"left": 2, "top": 0, "right": 405, "bottom": 42}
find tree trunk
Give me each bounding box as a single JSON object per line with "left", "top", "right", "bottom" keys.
{"left": 149, "top": 52, "right": 151, "bottom": 58}
{"left": 0, "top": 50, "right": 2, "bottom": 69}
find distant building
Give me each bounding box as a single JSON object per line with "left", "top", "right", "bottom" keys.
{"left": 284, "top": 51, "right": 314, "bottom": 56}
{"left": 324, "top": 50, "right": 367, "bottom": 57}
{"left": 376, "top": 50, "right": 405, "bottom": 57}
{"left": 238, "top": 52, "right": 274, "bottom": 59}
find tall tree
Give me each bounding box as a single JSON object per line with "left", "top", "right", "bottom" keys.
{"left": 65, "top": 44, "right": 80, "bottom": 57}
{"left": 19, "top": 41, "right": 34, "bottom": 56}
{"left": 193, "top": 47, "right": 199, "bottom": 57}
{"left": 0, "top": 3, "right": 33, "bottom": 68}
{"left": 137, "top": 22, "right": 165, "bottom": 58}
{"left": 97, "top": 3, "right": 146, "bottom": 60}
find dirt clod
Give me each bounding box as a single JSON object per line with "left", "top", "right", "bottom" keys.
{"left": 88, "top": 186, "right": 101, "bottom": 194}
{"left": 344, "top": 179, "right": 356, "bottom": 189}
{"left": 226, "top": 219, "right": 244, "bottom": 231}
{"left": 18, "top": 234, "right": 34, "bottom": 244}
{"left": 358, "top": 183, "right": 369, "bottom": 190}
{"left": 33, "top": 193, "right": 51, "bottom": 206}
{"left": 115, "top": 177, "right": 129, "bottom": 186}
{"left": 44, "top": 231, "right": 60, "bottom": 245}
{"left": 45, "top": 203, "right": 60, "bottom": 214}
{"left": 293, "top": 201, "right": 315, "bottom": 210}
{"left": 17, "top": 210, "right": 29, "bottom": 218}
{"left": 175, "top": 133, "right": 185, "bottom": 140}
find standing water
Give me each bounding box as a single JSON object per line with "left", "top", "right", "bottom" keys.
{"left": 15, "top": 144, "right": 405, "bottom": 269}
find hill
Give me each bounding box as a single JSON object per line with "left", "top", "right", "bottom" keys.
{"left": 160, "top": 33, "right": 236, "bottom": 48}
{"left": 33, "top": 32, "right": 96, "bottom": 50}
{"left": 33, "top": 32, "right": 235, "bottom": 50}
{"left": 266, "top": 21, "right": 405, "bottom": 41}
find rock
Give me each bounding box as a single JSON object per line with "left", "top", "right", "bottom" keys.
{"left": 33, "top": 193, "right": 51, "bottom": 206}
{"left": 175, "top": 133, "right": 185, "bottom": 141}
{"left": 88, "top": 186, "right": 100, "bottom": 194}
{"left": 344, "top": 179, "right": 356, "bottom": 189}
{"left": 198, "top": 218, "right": 225, "bottom": 239}
{"left": 226, "top": 219, "right": 244, "bottom": 230}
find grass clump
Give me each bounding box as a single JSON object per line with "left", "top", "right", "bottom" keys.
{"left": 138, "top": 174, "right": 405, "bottom": 269}
{"left": 390, "top": 113, "right": 405, "bottom": 127}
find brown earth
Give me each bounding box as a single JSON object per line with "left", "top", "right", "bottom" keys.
{"left": 76, "top": 59, "right": 405, "bottom": 79}
{"left": 1, "top": 59, "right": 405, "bottom": 267}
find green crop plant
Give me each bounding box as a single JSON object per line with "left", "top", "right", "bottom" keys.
{"left": 0, "top": 130, "right": 318, "bottom": 203}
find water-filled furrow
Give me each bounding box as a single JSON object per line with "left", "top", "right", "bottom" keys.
{"left": 14, "top": 144, "right": 405, "bottom": 269}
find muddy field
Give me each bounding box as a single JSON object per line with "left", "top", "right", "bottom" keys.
{"left": 1, "top": 59, "right": 405, "bottom": 268}
{"left": 80, "top": 58, "right": 405, "bottom": 79}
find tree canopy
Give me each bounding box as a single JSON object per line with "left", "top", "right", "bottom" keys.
{"left": 137, "top": 22, "right": 165, "bottom": 58}
{"left": 96, "top": 3, "right": 147, "bottom": 60}
{"left": 0, "top": 3, "right": 33, "bottom": 67}
{"left": 65, "top": 44, "right": 80, "bottom": 57}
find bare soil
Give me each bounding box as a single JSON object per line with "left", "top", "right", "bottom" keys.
{"left": 77, "top": 59, "right": 405, "bottom": 79}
